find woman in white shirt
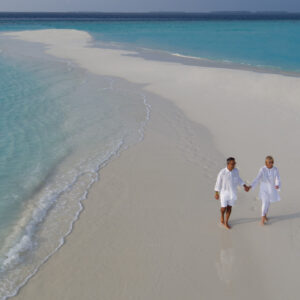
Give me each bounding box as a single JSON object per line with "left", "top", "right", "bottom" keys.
{"left": 249, "top": 156, "right": 281, "bottom": 225}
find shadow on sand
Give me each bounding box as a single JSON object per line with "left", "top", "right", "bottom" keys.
{"left": 267, "top": 212, "right": 300, "bottom": 224}
{"left": 231, "top": 212, "right": 300, "bottom": 226}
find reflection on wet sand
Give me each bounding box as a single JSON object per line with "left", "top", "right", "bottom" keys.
{"left": 215, "top": 231, "right": 234, "bottom": 287}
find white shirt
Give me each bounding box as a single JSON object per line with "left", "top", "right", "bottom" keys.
{"left": 251, "top": 166, "right": 281, "bottom": 202}
{"left": 215, "top": 167, "right": 245, "bottom": 202}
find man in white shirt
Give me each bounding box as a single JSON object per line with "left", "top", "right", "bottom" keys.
{"left": 215, "top": 157, "right": 249, "bottom": 229}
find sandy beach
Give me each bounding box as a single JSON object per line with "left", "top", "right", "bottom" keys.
{"left": 4, "top": 29, "right": 300, "bottom": 299}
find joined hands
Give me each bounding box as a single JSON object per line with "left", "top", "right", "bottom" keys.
{"left": 244, "top": 185, "right": 251, "bottom": 192}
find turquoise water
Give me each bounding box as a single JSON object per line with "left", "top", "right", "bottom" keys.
{"left": 0, "top": 37, "right": 150, "bottom": 299}
{"left": 0, "top": 55, "right": 66, "bottom": 240}
{"left": 1, "top": 15, "right": 300, "bottom": 299}
{"left": 1, "top": 19, "right": 300, "bottom": 71}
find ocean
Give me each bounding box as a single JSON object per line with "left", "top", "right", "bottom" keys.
{"left": 2, "top": 12, "right": 300, "bottom": 71}
{"left": 0, "top": 12, "right": 299, "bottom": 299}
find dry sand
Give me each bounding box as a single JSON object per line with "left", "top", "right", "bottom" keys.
{"left": 4, "top": 29, "right": 300, "bottom": 300}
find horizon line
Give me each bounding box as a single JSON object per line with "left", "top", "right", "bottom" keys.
{"left": 1, "top": 10, "right": 300, "bottom": 14}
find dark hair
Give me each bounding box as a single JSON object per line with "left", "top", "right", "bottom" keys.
{"left": 227, "top": 157, "right": 235, "bottom": 164}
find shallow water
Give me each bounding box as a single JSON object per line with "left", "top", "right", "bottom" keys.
{"left": 0, "top": 37, "right": 150, "bottom": 299}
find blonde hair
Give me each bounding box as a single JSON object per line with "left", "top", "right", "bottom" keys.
{"left": 265, "top": 155, "right": 274, "bottom": 162}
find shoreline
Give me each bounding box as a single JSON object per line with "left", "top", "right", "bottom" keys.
{"left": 2, "top": 29, "right": 300, "bottom": 299}
{"left": 11, "top": 84, "right": 230, "bottom": 300}
{"left": 0, "top": 33, "right": 153, "bottom": 300}
{"left": 94, "top": 40, "right": 300, "bottom": 78}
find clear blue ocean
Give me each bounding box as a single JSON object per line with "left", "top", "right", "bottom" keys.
{"left": 0, "top": 12, "right": 299, "bottom": 299}
{"left": 2, "top": 13, "right": 300, "bottom": 71}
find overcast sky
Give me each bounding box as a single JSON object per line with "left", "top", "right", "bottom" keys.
{"left": 0, "top": 0, "right": 299, "bottom": 13}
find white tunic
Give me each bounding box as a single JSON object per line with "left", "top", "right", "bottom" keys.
{"left": 215, "top": 168, "right": 245, "bottom": 203}
{"left": 251, "top": 166, "right": 281, "bottom": 203}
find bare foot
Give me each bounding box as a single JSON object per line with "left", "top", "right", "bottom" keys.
{"left": 265, "top": 216, "right": 268, "bottom": 222}
{"left": 220, "top": 218, "right": 225, "bottom": 225}
{"left": 224, "top": 223, "right": 231, "bottom": 230}
{"left": 260, "top": 216, "right": 266, "bottom": 226}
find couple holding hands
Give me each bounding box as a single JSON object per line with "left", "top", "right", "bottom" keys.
{"left": 215, "top": 156, "right": 281, "bottom": 229}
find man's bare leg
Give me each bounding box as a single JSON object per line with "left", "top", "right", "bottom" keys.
{"left": 225, "top": 205, "right": 232, "bottom": 229}
{"left": 220, "top": 207, "right": 226, "bottom": 225}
